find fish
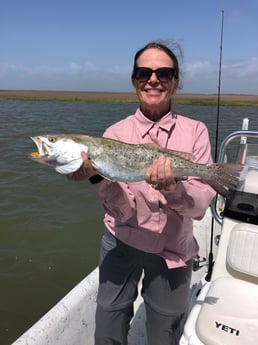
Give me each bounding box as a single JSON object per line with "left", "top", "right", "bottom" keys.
{"left": 29, "top": 134, "right": 245, "bottom": 197}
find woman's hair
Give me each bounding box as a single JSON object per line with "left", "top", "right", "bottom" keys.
{"left": 132, "top": 40, "right": 183, "bottom": 81}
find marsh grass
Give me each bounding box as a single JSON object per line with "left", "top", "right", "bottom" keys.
{"left": 0, "top": 90, "right": 258, "bottom": 106}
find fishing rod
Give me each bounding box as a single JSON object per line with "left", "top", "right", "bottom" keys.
{"left": 215, "top": 9, "right": 224, "bottom": 162}
{"left": 205, "top": 10, "right": 224, "bottom": 282}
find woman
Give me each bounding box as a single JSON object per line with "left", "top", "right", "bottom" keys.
{"left": 68, "top": 41, "right": 215, "bottom": 345}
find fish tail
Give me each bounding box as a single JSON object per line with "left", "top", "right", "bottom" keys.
{"left": 205, "top": 163, "right": 245, "bottom": 197}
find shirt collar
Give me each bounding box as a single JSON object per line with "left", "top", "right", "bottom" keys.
{"left": 134, "top": 108, "right": 177, "bottom": 139}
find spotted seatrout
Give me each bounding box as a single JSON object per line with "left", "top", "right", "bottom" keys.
{"left": 29, "top": 134, "right": 244, "bottom": 197}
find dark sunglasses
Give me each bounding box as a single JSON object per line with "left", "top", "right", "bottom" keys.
{"left": 132, "top": 67, "right": 176, "bottom": 82}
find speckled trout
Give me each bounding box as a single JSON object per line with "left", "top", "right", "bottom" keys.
{"left": 29, "top": 134, "right": 244, "bottom": 197}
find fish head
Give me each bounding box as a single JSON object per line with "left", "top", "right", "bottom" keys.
{"left": 29, "top": 135, "right": 88, "bottom": 174}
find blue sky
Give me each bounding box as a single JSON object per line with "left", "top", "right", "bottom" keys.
{"left": 1, "top": 0, "right": 258, "bottom": 94}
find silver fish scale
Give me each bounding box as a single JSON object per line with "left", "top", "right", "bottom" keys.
{"left": 81, "top": 136, "right": 208, "bottom": 181}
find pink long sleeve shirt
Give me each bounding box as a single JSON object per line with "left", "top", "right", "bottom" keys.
{"left": 93, "top": 109, "right": 216, "bottom": 268}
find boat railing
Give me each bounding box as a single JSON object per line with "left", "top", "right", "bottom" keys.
{"left": 211, "top": 130, "right": 258, "bottom": 225}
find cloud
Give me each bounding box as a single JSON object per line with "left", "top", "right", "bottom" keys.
{"left": 0, "top": 61, "right": 99, "bottom": 78}
{"left": 182, "top": 57, "right": 258, "bottom": 94}
{"left": 183, "top": 61, "right": 215, "bottom": 78}
{"left": 0, "top": 58, "right": 257, "bottom": 94}
{"left": 224, "top": 57, "right": 258, "bottom": 77}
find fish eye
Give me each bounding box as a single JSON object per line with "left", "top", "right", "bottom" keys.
{"left": 48, "top": 137, "right": 57, "bottom": 143}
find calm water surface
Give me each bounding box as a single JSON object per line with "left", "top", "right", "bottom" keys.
{"left": 0, "top": 100, "right": 257, "bottom": 344}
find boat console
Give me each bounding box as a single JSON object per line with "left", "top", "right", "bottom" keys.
{"left": 223, "top": 190, "right": 258, "bottom": 225}
{"left": 223, "top": 150, "right": 258, "bottom": 225}
{"left": 180, "top": 129, "right": 258, "bottom": 345}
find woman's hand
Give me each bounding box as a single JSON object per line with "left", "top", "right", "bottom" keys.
{"left": 145, "top": 155, "right": 177, "bottom": 191}
{"left": 66, "top": 152, "right": 97, "bottom": 181}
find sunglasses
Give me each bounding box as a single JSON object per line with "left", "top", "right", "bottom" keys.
{"left": 132, "top": 67, "right": 176, "bottom": 82}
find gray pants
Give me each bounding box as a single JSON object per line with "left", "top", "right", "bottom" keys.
{"left": 95, "top": 229, "right": 193, "bottom": 345}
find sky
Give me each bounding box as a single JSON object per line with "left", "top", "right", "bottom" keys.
{"left": 1, "top": 0, "right": 258, "bottom": 94}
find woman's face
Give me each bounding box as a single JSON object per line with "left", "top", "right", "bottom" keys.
{"left": 132, "top": 48, "right": 179, "bottom": 121}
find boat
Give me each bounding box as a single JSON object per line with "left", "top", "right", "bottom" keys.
{"left": 12, "top": 121, "right": 258, "bottom": 345}
{"left": 179, "top": 125, "right": 258, "bottom": 345}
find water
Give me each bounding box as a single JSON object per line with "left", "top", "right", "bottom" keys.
{"left": 0, "top": 100, "right": 257, "bottom": 344}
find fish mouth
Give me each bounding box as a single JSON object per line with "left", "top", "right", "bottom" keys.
{"left": 29, "top": 136, "right": 54, "bottom": 163}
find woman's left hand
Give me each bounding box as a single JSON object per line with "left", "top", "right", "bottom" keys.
{"left": 145, "top": 155, "right": 177, "bottom": 191}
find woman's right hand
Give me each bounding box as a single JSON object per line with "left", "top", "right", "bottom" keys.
{"left": 66, "top": 152, "right": 97, "bottom": 181}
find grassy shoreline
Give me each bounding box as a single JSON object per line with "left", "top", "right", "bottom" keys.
{"left": 0, "top": 90, "right": 258, "bottom": 106}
